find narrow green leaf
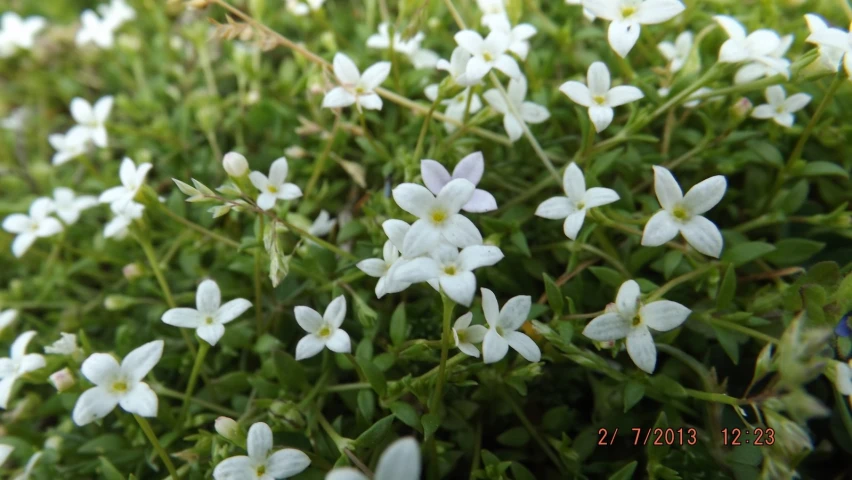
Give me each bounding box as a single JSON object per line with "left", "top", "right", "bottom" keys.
{"left": 623, "top": 381, "right": 645, "bottom": 412}
{"left": 390, "top": 302, "right": 407, "bottom": 346}
{"left": 421, "top": 412, "right": 440, "bottom": 438}
{"left": 721, "top": 242, "right": 776, "bottom": 266}
{"left": 716, "top": 266, "right": 736, "bottom": 310}
{"left": 390, "top": 401, "right": 421, "bottom": 430}
{"left": 543, "top": 273, "right": 564, "bottom": 316}
{"left": 357, "top": 357, "right": 387, "bottom": 396}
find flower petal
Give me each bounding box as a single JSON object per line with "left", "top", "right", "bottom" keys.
{"left": 420, "top": 159, "right": 452, "bottom": 195}
{"left": 94, "top": 96, "right": 114, "bottom": 121}
{"left": 466, "top": 325, "right": 487, "bottom": 343}
{"left": 197, "top": 323, "right": 226, "bottom": 346}
{"left": 392, "top": 183, "right": 434, "bottom": 218}
{"left": 436, "top": 178, "right": 476, "bottom": 214}
{"left": 266, "top": 449, "right": 311, "bottom": 478}
{"left": 559, "top": 81, "right": 592, "bottom": 107}
{"left": 463, "top": 189, "right": 498, "bottom": 212}
{"left": 494, "top": 54, "right": 521, "bottom": 78}
{"left": 393, "top": 256, "right": 441, "bottom": 284}
{"left": 295, "top": 334, "right": 325, "bottom": 360}
{"left": 294, "top": 306, "right": 323, "bottom": 334}
{"left": 458, "top": 245, "right": 504, "bottom": 271}
{"left": 2, "top": 214, "right": 30, "bottom": 234}
{"left": 324, "top": 295, "right": 347, "bottom": 328}
{"left": 119, "top": 382, "right": 158, "bottom": 417}
{"left": 121, "top": 340, "right": 164, "bottom": 383}
{"left": 635, "top": 0, "right": 685, "bottom": 24}
{"left": 626, "top": 327, "right": 657, "bottom": 373}
{"left": 215, "top": 299, "right": 252, "bottom": 324}
{"left": 582, "top": 312, "right": 629, "bottom": 341}
{"left": 452, "top": 151, "right": 484, "bottom": 185}
{"left": 375, "top": 437, "right": 422, "bottom": 480}
{"left": 520, "top": 102, "right": 550, "bottom": 124}
{"left": 480, "top": 287, "right": 500, "bottom": 327}
{"left": 680, "top": 215, "right": 723, "bottom": 258}
{"left": 583, "top": 187, "right": 620, "bottom": 208}
{"left": 454, "top": 30, "right": 484, "bottom": 55}
{"left": 70, "top": 98, "right": 94, "bottom": 124}
{"left": 72, "top": 387, "right": 119, "bottom": 425}
{"left": 641, "top": 300, "right": 691, "bottom": 332}
{"left": 641, "top": 210, "right": 679, "bottom": 247}
{"left": 196, "top": 279, "right": 221, "bottom": 314}
{"left": 562, "top": 209, "right": 586, "bottom": 240}
{"left": 588, "top": 105, "right": 614, "bottom": 132}
{"left": 682, "top": 175, "right": 726, "bottom": 215}
{"left": 213, "top": 456, "right": 253, "bottom": 480}
{"left": 499, "top": 295, "right": 531, "bottom": 330}
{"left": 751, "top": 104, "right": 775, "bottom": 119}
{"left": 784, "top": 93, "right": 811, "bottom": 112}
{"left": 268, "top": 157, "right": 289, "bottom": 186}
{"left": 440, "top": 271, "right": 477, "bottom": 306}
{"left": 616, "top": 280, "right": 641, "bottom": 316}
{"left": 81, "top": 352, "right": 120, "bottom": 385}
{"left": 606, "top": 86, "right": 644, "bottom": 107}
{"left": 322, "top": 87, "right": 357, "bottom": 108}
{"left": 402, "top": 220, "right": 441, "bottom": 258}
{"left": 325, "top": 329, "right": 351, "bottom": 353}
{"left": 483, "top": 88, "right": 508, "bottom": 113}
{"left": 0, "top": 376, "right": 14, "bottom": 409}
{"left": 11, "top": 233, "right": 36, "bottom": 258}
{"left": 608, "top": 20, "right": 640, "bottom": 57}
{"left": 535, "top": 196, "right": 572, "bottom": 219}
{"left": 357, "top": 258, "right": 387, "bottom": 278}
{"left": 502, "top": 113, "right": 524, "bottom": 142}
{"left": 247, "top": 422, "right": 273, "bottom": 461}
{"left": 713, "top": 15, "right": 746, "bottom": 40}
{"left": 161, "top": 308, "right": 203, "bottom": 328}
{"left": 333, "top": 53, "right": 360, "bottom": 84}
{"left": 382, "top": 219, "right": 410, "bottom": 251}
{"left": 652, "top": 166, "right": 683, "bottom": 211}
{"left": 326, "top": 468, "right": 369, "bottom": 480}
{"left": 441, "top": 214, "right": 482, "bottom": 248}
{"left": 504, "top": 330, "right": 541, "bottom": 362}
{"left": 359, "top": 62, "right": 391, "bottom": 90}
{"left": 482, "top": 328, "right": 509, "bottom": 364}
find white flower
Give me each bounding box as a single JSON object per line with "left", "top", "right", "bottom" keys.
{"left": 394, "top": 243, "right": 504, "bottom": 306}
{"left": 713, "top": 16, "right": 791, "bottom": 80}
{"left": 50, "top": 187, "right": 97, "bottom": 225}
{"left": 357, "top": 220, "right": 415, "bottom": 298}
{"left": 249, "top": 157, "right": 303, "bottom": 211}
{"left": 70, "top": 96, "right": 113, "bottom": 148}
{"left": 751, "top": 85, "right": 811, "bottom": 128}
{"left": 0, "top": 444, "right": 12, "bottom": 467}
{"left": 559, "top": 61, "right": 644, "bottom": 132}
{"left": 584, "top": 0, "right": 685, "bottom": 58}
{"left": 420, "top": 152, "right": 497, "bottom": 213}
{"left": 11, "top": 451, "right": 42, "bottom": 480}
{"left": 641, "top": 166, "right": 727, "bottom": 257}
{"left": 452, "top": 312, "right": 488, "bottom": 358}
{"left": 1, "top": 107, "right": 29, "bottom": 131}
{"left": 424, "top": 85, "right": 483, "bottom": 133}
{"left": 286, "top": 0, "right": 325, "bottom": 16}
{"left": 223, "top": 151, "right": 249, "bottom": 177}
{"left": 0, "top": 13, "right": 45, "bottom": 57}
{"left": 583, "top": 280, "right": 690, "bottom": 373}
{"left": 322, "top": 53, "right": 390, "bottom": 111}
{"left": 488, "top": 16, "right": 537, "bottom": 60}
{"left": 99, "top": 157, "right": 152, "bottom": 208}
{"left": 805, "top": 14, "right": 846, "bottom": 73}
{"left": 162, "top": 280, "right": 252, "bottom": 346}
{"left": 483, "top": 76, "right": 550, "bottom": 141}
{"left": 658, "top": 31, "right": 693, "bottom": 73}
{"left": 0, "top": 309, "right": 18, "bottom": 334}
{"left": 476, "top": 0, "right": 509, "bottom": 29}
{"left": 104, "top": 201, "right": 144, "bottom": 240}
{"left": 366, "top": 23, "right": 438, "bottom": 69}
{"left": 454, "top": 30, "right": 521, "bottom": 82}
{"left": 436, "top": 47, "right": 480, "bottom": 87}
{"left": 49, "top": 126, "right": 91, "bottom": 166}
{"left": 480, "top": 288, "right": 540, "bottom": 364}
{"left": 72, "top": 340, "right": 163, "bottom": 425}
{"left": 44, "top": 333, "right": 79, "bottom": 355}
{"left": 535, "top": 162, "right": 620, "bottom": 239}
{"left": 735, "top": 34, "right": 793, "bottom": 84}
{"left": 98, "top": 0, "right": 136, "bottom": 28}
{"left": 309, "top": 210, "right": 337, "bottom": 237}
{"left": 392, "top": 179, "right": 482, "bottom": 258}
{"left": 326, "top": 437, "right": 420, "bottom": 480}
{"left": 565, "top": 0, "right": 596, "bottom": 22}
{"left": 214, "top": 422, "right": 311, "bottom": 480}
{"left": 76, "top": 10, "right": 116, "bottom": 49}
{"left": 294, "top": 296, "right": 351, "bottom": 360}
{"left": 0, "top": 331, "right": 46, "bottom": 409}
{"left": 2, "top": 198, "right": 63, "bottom": 258}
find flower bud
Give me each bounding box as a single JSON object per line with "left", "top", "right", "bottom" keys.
{"left": 730, "top": 97, "right": 753, "bottom": 119}
{"left": 45, "top": 435, "right": 63, "bottom": 451}
{"left": 284, "top": 145, "right": 307, "bottom": 159}
{"left": 223, "top": 152, "right": 249, "bottom": 177}
{"left": 104, "top": 295, "right": 139, "bottom": 311}
{"left": 122, "top": 263, "right": 143, "bottom": 281}
{"left": 49, "top": 368, "right": 75, "bottom": 392}
{"left": 215, "top": 417, "right": 240, "bottom": 441}
{"left": 270, "top": 401, "right": 306, "bottom": 430}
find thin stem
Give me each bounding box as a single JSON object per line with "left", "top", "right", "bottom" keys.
{"left": 429, "top": 293, "right": 455, "bottom": 413}
{"left": 324, "top": 382, "right": 371, "bottom": 393}
{"left": 684, "top": 388, "right": 746, "bottom": 406}
{"left": 501, "top": 388, "right": 565, "bottom": 474}
{"left": 156, "top": 204, "right": 240, "bottom": 248}
{"left": 255, "top": 215, "right": 264, "bottom": 332}
{"left": 154, "top": 386, "right": 239, "bottom": 417}
{"left": 708, "top": 317, "right": 779, "bottom": 345}
{"left": 646, "top": 263, "right": 718, "bottom": 302}
{"left": 413, "top": 91, "right": 442, "bottom": 163}
{"left": 134, "top": 414, "right": 180, "bottom": 480}
{"left": 317, "top": 412, "right": 351, "bottom": 452}
{"left": 179, "top": 340, "right": 210, "bottom": 426}
{"left": 305, "top": 116, "right": 341, "bottom": 197}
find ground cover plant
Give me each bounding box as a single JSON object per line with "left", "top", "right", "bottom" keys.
{"left": 1, "top": 0, "right": 852, "bottom": 478}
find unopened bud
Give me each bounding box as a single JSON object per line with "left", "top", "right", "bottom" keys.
{"left": 731, "top": 97, "right": 753, "bottom": 119}
{"left": 223, "top": 152, "right": 249, "bottom": 177}
{"left": 123, "top": 263, "right": 143, "bottom": 281}
{"left": 50, "top": 368, "right": 75, "bottom": 392}
{"left": 187, "top": 0, "right": 212, "bottom": 9}
{"left": 270, "top": 401, "right": 306, "bottom": 430}
{"left": 284, "top": 145, "right": 307, "bottom": 159}
{"left": 104, "top": 295, "right": 138, "bottom": 311}
{"left": 215, "top": 417, "right": 240, "bottom": 441}
{"left": 45, "top": 435, "right": 63, "bottom": 451}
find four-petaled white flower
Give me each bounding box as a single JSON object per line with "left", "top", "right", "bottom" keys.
{"left": 0, "top": 310, "right": 17, "bottom": 334}
{"left": 1, "top": 107, "right": 29, "bottom": 132}
{"left": 162, "top": 280, "right": 253, "bottom": 346}
{"left": 488, "top": 17, "right": 537, "bottom": 60}
{"left": 50, "top": 187, "right": 97, "bottom": 225}
{"left": 452, "top": 312, "right": 488, "bottom": 358}
{"left": 309, "top": 210, "right": 337, "bottom": 237}
{"left": 736, "top": 34, "right": 793, "bottom": 84}
{"left": 326, "top": 437, "right": 420, "bottom": 480}
{"left": 395, "top": 243, "right": 504, "bottom": 306}
{"left": 322, "top": 53, "right": 390, "bottom": 111}
{"left": 483, "top": 76, "right": 551, "bottom": 142}
{"left": 424, "top": 85, "right": 483, "bottom": 133}
{"left": 392, "top": 179, "right": 482, "bottom": 258}
{"left": 72, "top": 340, "right": 163, "bottom": 425}
{"left": 44, "top": 332, "right": 80, "bottom": 355}
{"left": 454, "top": 30, "right": 521, "bottom": 82}
{"left": 658, "top": 31, "right": 693, "bottom": 73}
{"left": 480, "top": 288, "right": 540, "bottom": 364}
{"left": 751, "top": 85, "right": 811, "bottom": 128}
{"left": 535, "top": 162, "right": 620, "bottom": 239}
{"left": 357, "top": 219, "right": 419, "bottom": 298}
{"left": 2, "top": 198, "right": 63, "bottom": 258}
{"left": 0, "top": 331, "right": 46, "bottom": 409}
{"left": 98, "top": 0, "right": 136, "bottom": 28}
{"left": 713, "top": 16, "right": 791, "bottom": 80}
{"left": 583, "top": 280, "right": 691, "bottom": 373}
{"left": 249, "top": 157, "right": 303, "bottom": 211}
{"left": 421, "top": 152, "right": 497, "bottom": 213}
{"left": 436, "top": 47, "right": 481, "bottom": 87}
{"left": 99, "top": 157, "right": 152, "bottom": 208}
{"left": 0, "top": 13, "right": 46, "bottom": 57}
{"left": 805, "top": 14, "right": 846, "bottom": 73}
{"left": 76, "top": 10, "right": 116, "bottom": 49}
{"left": 286, "top": 0, "right": 326, "bottom": 16}
{"left": 294, "top": 296, "right": 351, "bottom": 360}
{"left": 214, "top": 421, "right": 311, "bottom": 480}
{"left": 641, "top": 166, "right": 727, "bottom": 258}
{"left": 70, "top": 96, "right": 113, "bottom": 148}
{"left": 560, "top": 61, "right": 644, "bottom": 132}
{"left": 366, "top": 23, "right": 438, "bottom": 69}
{"left": 104, "top": 201, "right": 144, "bottom": 240}
{"left": 584, "top": 0, "right": 686, "bottom": 58}
{"left": 476, "top": 0, "right": 509, "bottom": 29}
{"left": 49, "top": 126, "right": 91, "bottom": 166}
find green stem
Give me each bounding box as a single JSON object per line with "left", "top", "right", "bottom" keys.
{"left": 708, "top": 317, "right": 779, "bottom": 345}
{"left": 646, "top": 263, "right": 718, "bottom": 302}
{"left": 501, "top": 387, "right": 566, "bottom": 474}
{"left": 157, "top": 204, "right": 240, "bottom": 248}
{"left": 305, "top": 117, "right": 341, "bottom": 197}
{"left": 684, "top": 388, "right": 745, "bottom": 406}
{"left": 154, "top": 386, "right": 239, "bottom": 416}
{"left": 429, "top": 293, "right": 455, "bottom": 413}
{"left": 412, "top": 91, "right": 442, "bottom": 163}
{"left": 317, "top": 412, "right": 351, "bottom": 452}
{"left": 134, "top": 414, "right": 180, "bottom": 480}
{"left": 179, "top": 340, "right": 210, "bottom": 426}
{"left": 255, "top": 216, "right": 264, "bottom": 332}
{"left": 323, "top": 382, "right": 371, "bottom": 393}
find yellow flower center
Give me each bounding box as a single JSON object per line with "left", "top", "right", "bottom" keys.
{"left": 631, "top": 314, "right": 642, "bottom": 327}
{"left": 205, "top": 316, "right": 214, "bottom": 324}
{"left": 775, "top": 105, "right": 785, "bottom": 114}
{"left": 318, "top": 325, "right": 331, "bottom": 337}
{"left": 593, "top": 95, "right": 606, "bottom": 105}
{"left": 443, "top": 265, "right": 457, "bottom": 276}
{"left": 256, "top": 465, "right": 266, "bottom": 477}
{"left": 355, "top": 86, "right": 365, "bottom": 94}
{"left": 430, "top": 209, "right": 447, "bottom": 224}
{"left": 456, "top": 330, "right": 467, "bottom": 343}
{"left": 576, "top": 201, "right": 586, "bottom": 210}
{"left": 496, "top": 326, "right": 504, "bottom": 336}
{"left": 483, "top": 52, "right": 493, "bottom": 62}
{"left": 112, "top": 381, "right": 128, "bottom": 392}
{"left": 268, "top": 185, "right": 279, "bottom": 193}
{"left": 672, "top": 205, "right": 689, "bottom": 221}
{"left": 621, "top": 6, "right": 636, "bottom": 17}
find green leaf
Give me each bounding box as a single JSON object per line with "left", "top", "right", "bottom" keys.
{"left": 800, "top": 161, "right": 850, "bottom": 178}
{"left": 776, "top": 180, "right": 809, "bottom": 214}
{"left": 421, "top": 412, "right": 440, "bottom": 438}
{"left": 623, "top": 381, "right": 645, "bottom": 412}
{"left": 390, "top": 401, "right": 421, "bottom": 430}
{"left": 357, "top": 358, "right": 387, "bottom": 396}
{"left": 390, "top": 303, "right": 407, "bottom": 346}
{"left": 78, "top": 434, "right": 128, "bottom": 454}
{"left": 712, "top": 325, "right": 740, "bottom": 364}
{"left": 764, "top": 239, "right": 825, "bottom": 266}
{"left": 543, "top": 273, "right": 564, "bottom": 316}
{"left": 662, "top": 251, "right": 683, "bottom": 279}
{"left": 510, "top": 462, "right": 537, "bottom": 480}
{"left": 722, "top": 242, "right": 776, "bottom": 266}
{"left": 98, "top": 457, "right": 126, "bottom": 480}
{"left": 589, "top": 266, "right": 623, "bottom": 288}
{"left": 646, "top": 411, "right": 670, "bottom": 463}
{"left": 650, "top": 375, "right": 687, "bottom": 398}
{"left": 803, "top": 284, "right": 827, "bottom": 323}
{"left": 272, "top": 350, "right": 307, "bottom": 392}
{"left": 608, "top": 461, "right": 639, "bottom": 480}
{"left": 497, "top": 426, "right": 530, "bottom": 447}
{"left": 354, "top": 415, "right": 394, "bottom": 447}
{"left": 716, "top": 266, "right": 736, "bottom": 310}
{"left": 510, "top": 230, "right": 532, "bottom": 257}
{"left": 357, "top": 389, "right": 375, "bottom": 422}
